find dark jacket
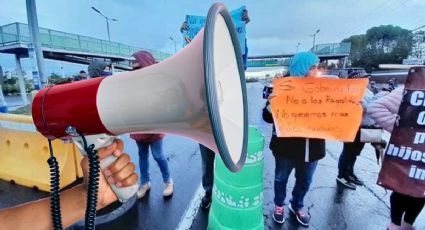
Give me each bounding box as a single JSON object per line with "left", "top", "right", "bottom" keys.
{"left": 262, "top": 101, "right": 326, "bottom": 162}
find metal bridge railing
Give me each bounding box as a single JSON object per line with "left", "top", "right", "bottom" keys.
{"left": 311, "top": 42, "right": 351, "bottom": 56}
{"left": 0, "top": 22, "right": 171, "bottom": 61}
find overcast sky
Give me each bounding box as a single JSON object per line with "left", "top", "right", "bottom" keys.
{"left": 0, "top": 0, "right": 424, "bottom": 74}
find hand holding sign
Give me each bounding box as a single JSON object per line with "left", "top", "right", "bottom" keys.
{"left": 270, "top": 77, "right": 368, "bottom": 141}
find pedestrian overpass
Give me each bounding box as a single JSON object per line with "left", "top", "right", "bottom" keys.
{"left": 0, "top": 22, "right": 351, "bottom": 70}
{"left": 0, "top": 22, "right": 171, "bottom": 71}
{"left": 247, "top": 42, "right": 351, "bottom": 68}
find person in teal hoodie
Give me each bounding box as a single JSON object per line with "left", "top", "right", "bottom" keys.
{"left": 263, "top": 52, "right": 325, "bottom": 227}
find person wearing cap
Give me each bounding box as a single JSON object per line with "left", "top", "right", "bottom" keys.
{"left": 336, "top": 70, "right": 385, "bottom": 189}
{"left": 130, "top": 51, "right": 174, "bottom": 199}
{"left": 88, "top": 60, "right": 112, "bottom": 78}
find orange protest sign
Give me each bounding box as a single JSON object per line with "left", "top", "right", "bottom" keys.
{"left": 270, "top": 77, "right": 368, "bottom": 141}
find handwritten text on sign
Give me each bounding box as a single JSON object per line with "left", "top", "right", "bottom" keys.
{"left": 270, "top": 77, "right": 368, "bottom": 141}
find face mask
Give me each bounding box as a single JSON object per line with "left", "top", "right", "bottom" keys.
{"left": 101, "top": 71, "right": 112, "bottom": 76}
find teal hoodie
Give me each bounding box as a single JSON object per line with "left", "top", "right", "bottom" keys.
{"left": 289, "top": 52, "right": 319, "bottom": 77}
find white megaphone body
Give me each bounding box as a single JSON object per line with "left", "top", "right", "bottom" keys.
{"left": 32, "top": 3, "right": 248, "bottom": 201}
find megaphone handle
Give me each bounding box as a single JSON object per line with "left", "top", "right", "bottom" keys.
{"left": 99, "top": 155, "right": 139, "bottom": 202}
{"left": 72, "top": 134, "right": 138, "bottom": 202}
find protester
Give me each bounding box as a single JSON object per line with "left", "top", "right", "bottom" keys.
{"left": 180, "top": 8, "right": 250, "bottom": 69}
{"left": 263, "top": 52, "right": 325, "bottom": 226}
{"left": 88, "top": 60, "right": 112, "bottom": 78}
{"left": 0, "top": 140, "right": 138, "bottom": 230}
{"left": 369, "top": 80, "right": 380, "bottom": 94}
{"left": 74, "top": 70, "right": 87, "bottom": 81}
{"left": 368, "top": 87, "right": 425, "bottom": 230}
{"left": 241, "top": 8, "right": 250, "bottom": 70}
{"left": 199, "top": 145, "right": 215, "bottom": 210}
{"left": 336, "top": 70, "right": 386, "bottom": 189}
{"left": 130, "top": 51, "right": 174, "bottom": 199}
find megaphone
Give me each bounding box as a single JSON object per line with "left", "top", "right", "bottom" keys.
{"left": 33, "top": 3, "right": 248, "bottom": 174}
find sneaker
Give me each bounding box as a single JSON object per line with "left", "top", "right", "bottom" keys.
{"left": 347, "top": 174, "right": 364, "bottom": 186}
{"left": 336, "top": 176, "right": 356, "bottom": 190}
{"left": 200, "top": 195, "right": 212, "bottom": 210}
{"left": 163, "top": 180, "right": 174, "bottom": 197}
{"left": 288, "top": 205, "right": 310, "bottom": 227}
{"left": 272, "top": 205, "right": 285, "bottom": 224}
{"left": 137, "top": 182, "right": 151, "bottom": 198}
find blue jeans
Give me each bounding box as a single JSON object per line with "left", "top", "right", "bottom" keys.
{"left": 274, "top": 157, "right": 318, "bottom": 211}
{"left": 137, "top": 139, "right": 171, "bottom": 185}
{"left": 200, "top": 144, "right": 215, "bottom": 197}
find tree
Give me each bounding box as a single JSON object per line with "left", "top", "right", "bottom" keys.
{"left": 343, "top": 25, "right": 413, "bottom": 72}
{"left": 411, "top": 30, "right": 425, "bottom": 59}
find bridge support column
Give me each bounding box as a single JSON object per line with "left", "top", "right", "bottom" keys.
{"left": 26, "top": 0, "right": 47, "bottom": 88}
{"left": 111, "top": 62, "right": 115, "bottom": 74}
{"left": 15, "top": 54, "right": 28, "bottom": 106}
{"left": 343, "top": 57, "right": 348, "bottom": 69}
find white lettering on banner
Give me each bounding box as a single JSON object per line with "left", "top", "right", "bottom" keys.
{"left": 387, "top": 144, "right": 425, "bottom": 163}
{"left": 414, "top": 132, "right": 425, "bottom": 144}
{"left": 417, "top": 111, "right": 425, "bottom": 125}
{"left": 0, "top": 120, "right": 36, "bottom": 132}
{"left": 409, "top": 165, "right": 425, "bottom": 181}
{"left": 410, "top": 91, "right": 425, "bottom": 106}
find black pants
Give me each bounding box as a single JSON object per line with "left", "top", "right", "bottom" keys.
{"left": 199, "top": 144, "right": 215, "bottom": 198}
{"left": 338, "top": 130, "right": 365, "bottom": 177}
{"left": 390, "top": 192, "right": 425, "bottom": 225}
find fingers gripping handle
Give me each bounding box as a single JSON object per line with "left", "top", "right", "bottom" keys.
{"left": 72, "top": 134, "right": 138, "bottom": 202}
{"left": 99, "top": 155, "right": 139, "bottom": 202}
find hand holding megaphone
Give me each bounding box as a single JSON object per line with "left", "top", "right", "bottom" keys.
{"left": 72, "top": 133, "right": 139, "bottom": 202}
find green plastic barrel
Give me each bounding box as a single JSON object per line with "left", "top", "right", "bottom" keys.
{"left": 208, "top": 211, "right": 264, "bottom": 230}
{"left": 213, "top": 175, "right": 263, "bottom": 209}
{"left": 208, "top": 126, "right": 265, "bottom": 230}
{"left": 215, "top": 126, "right": 265, "bottom": 187}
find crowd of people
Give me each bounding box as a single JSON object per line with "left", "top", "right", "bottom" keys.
{"left": 261, "top": 52, "right": 424, "bottom": 230}
{"left": 0, "top": 47, "right": 423, "bottom": 229}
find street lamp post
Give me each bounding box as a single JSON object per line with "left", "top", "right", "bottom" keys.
{"left": 310, "top": 29, "right": 320, "bottom": 51}
{"left": 26, "top": 0, "right": 46, "bottom": 89}
{"left": 296, "top": 42, "right": 301, "bottom": 53}
{"left": 91, "top": 7, "right": 117, "bottom": 41}
{"left": 169, "top": 37, "right": 177, "bottom": 54}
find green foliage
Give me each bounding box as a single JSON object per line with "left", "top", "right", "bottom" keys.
{"left": 343, "top": 25, "right": 413, "bottom": 72}
{"left": 49, "top": 73, "right": 61, "bottom": 79}
{"left": 1, "top": 79, "right": 34, "bottom": 95}
{"left": 3, "top": 78, "right": 17, "bottom": 85}
{"left": 2, "top": 83, "right": 19, "bottom": 95}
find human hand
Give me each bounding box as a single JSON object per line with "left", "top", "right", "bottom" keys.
{"left": 80, "top": 139, "right": 138, "bottom": 209}
{"left": 242, "top": 9, "right": 250, "bottom": 24}
{"left": 180, "top": 21, "right": 189, "bottom": 33}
